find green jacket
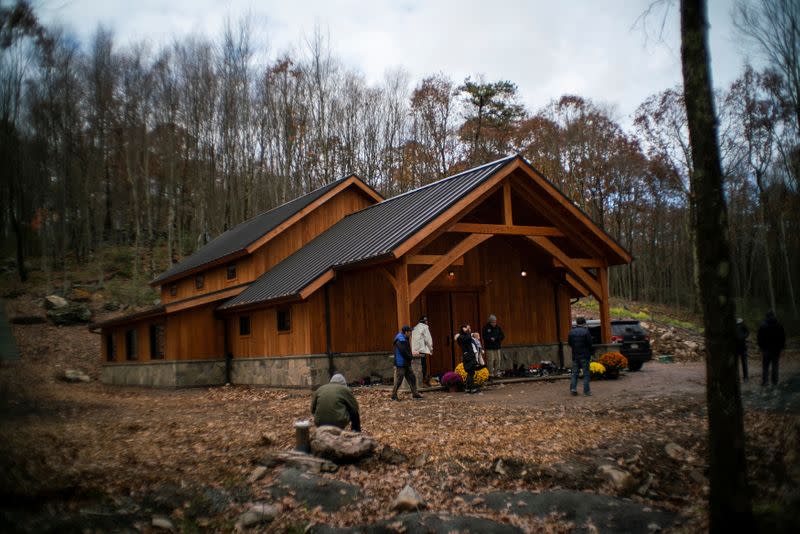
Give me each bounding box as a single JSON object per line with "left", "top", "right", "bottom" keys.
{"left": 311, "top": 383, "right": 361, "bottom": 432}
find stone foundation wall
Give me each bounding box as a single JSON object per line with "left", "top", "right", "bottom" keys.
{"left": 101, "top": 359, "right": 226, "bottom": 387}
{"left": 231, "top": 352, "right": 422, "bottom": 389}
{"left": 498, "top": 342, "right": 622, "bottom": 369}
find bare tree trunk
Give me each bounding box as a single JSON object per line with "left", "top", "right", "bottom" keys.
{"left": 755, "top": 179, "right": 777, "bottom": 311}
{"left": 778, "top": 215, "right": 798, "bottom": 317}
{"left": 680, "top": 2, "right": 754, "bottom": 532}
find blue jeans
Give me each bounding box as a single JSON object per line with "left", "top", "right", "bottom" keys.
{"left": 570, "top": 357, "right": 590, "bottom": 393}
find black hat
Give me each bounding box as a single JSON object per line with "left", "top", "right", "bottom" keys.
{"left": 576, "top": 316, "right": 587, "bottom": 325}
{"left": 402, "top": 325, "right": 412, "bottom": 332}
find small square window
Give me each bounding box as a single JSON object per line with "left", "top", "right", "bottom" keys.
{"left": 226, "top": 263, "right": 237, "bottom": 280}
{"left": 169, "top": 284, "right": 177, "bottom": 296}
{"left": 239, "top": 315, "right": 251, "bottom": 336}
{"left": 277, "top": 308, "right": 291, "bottom": 332}
{"left": 195, "top": 275, "right": 204, "bottom": 290}
{"left": 106, "top": 333, "right": 116, "bottom": 362}
{"left": 125, "top": 329, "right": 138, "bottom": 360}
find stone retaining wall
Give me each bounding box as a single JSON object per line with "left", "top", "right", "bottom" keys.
{"left": 101, "top": 359, "right": 226, "bottom": 387}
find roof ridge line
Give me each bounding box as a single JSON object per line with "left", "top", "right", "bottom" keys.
{"left": 344, "top": 154, "right": 518, "bottom": 217}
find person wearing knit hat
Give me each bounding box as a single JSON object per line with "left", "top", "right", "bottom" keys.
{"left": 482, "top": 314, "right": 505, "bottom": 377}
{"left": 311, "top": 373, "right": 361, "bottom": 431}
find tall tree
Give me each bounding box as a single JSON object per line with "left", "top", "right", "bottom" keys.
{"left": 680, "top": 1, "right": 754, "bottom": 532}
{"left": 458, "top": 77, "right": 525, "bottom": 165}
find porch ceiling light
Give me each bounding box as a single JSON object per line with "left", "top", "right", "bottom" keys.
{"left": 521, "top": 270, "right": 528, "bottom": 277}
{"left": 447, "top": 270, "right": 455, "bottom": 279}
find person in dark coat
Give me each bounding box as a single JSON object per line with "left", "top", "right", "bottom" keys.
{"left": 391, "top": 325, "right": 423, "bottom": 401}
{"left": 311, "top": 373, "right": 361, "bottom": 432}
{"left": 568, "top": 317, "right": 594, "bottom": 396}
{"left": 456, "top": 323, "right": 479, "bottom": 393}
{"left": 757, "top": 311, "right": 786, "bottom": 386}
{"left": 734, "top": 318, "right": 749, "bottom": 383}
{"left": 482, "top": 314, "right": 505, "bottom": 377}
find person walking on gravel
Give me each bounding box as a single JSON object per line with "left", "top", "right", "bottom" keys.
{"left": 568, "top": 317, "right": 594, "bottom": 396}
{"left": 757, "top": 311, "right": 786, "bottom": 387}
{"left": 391, "top": 325, "right": 423, "bottom": 401}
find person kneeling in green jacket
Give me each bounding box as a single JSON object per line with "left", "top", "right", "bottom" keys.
{"left": 311, "top": 373, "right": 361, "bottom": 432}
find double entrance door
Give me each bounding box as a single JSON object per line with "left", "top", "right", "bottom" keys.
{"left": 425, "top": 291, "right": 481, "bottom": 376}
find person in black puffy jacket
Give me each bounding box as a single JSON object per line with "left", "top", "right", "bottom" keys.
{"left": 568, "top": 317, "right": 594, "bottom": 396}
{"left": 757, "top": 311, "right": 786, "bottom": 387}
{"left": 456, "top": 323, "right": 479, "bottom": 393}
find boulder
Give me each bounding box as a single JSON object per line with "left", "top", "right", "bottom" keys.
{"left": 152, "top": 516, "right": 175, "bottom": 530}
{"left": 44, "top": 295, "right": 68, "bottom": 310}
{"left": 664, "top": 442, "right": 688, "bottom": 461}
{"left": 310, "top": 425, "right": 377, "bottom": 463}
{"left": 391, "top": 484, "right": 427, "bottom": 512}
{"left": 103, "top": 301, "right": 121, "bottom": 311}
{"left": 63, "top": 369, "right": 91, "bottom": 383}
{"left": 598, "top": 464, "right": 636, "bottom": 494}
{"left": 69, "top": 288, "right": 92, "bottom": 302}
{"left": 47, "top": 303, "right": 92, "bottom": 325}
{"left": 262, "top": 450, "right": 337, "bottom": 473}
{"left": 235, "top": 503, "right": 277, "bottom": 530}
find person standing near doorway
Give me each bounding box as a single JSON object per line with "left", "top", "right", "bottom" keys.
{"left": 412, "top": 316, "right": 433, "bottom": 386}
{"left": 568, "top": 317, "right": 594, "bottom": 396}
{"left": 757, "top": 311, "right": 786, "bottom": 387}
{"left": 456, "top": 323, "right": 479, "bottom": 393}
{"left": 483, "top": 314, "right": 505, "bottom": 377}
{"left": 391, "top": 325, "right": 423, "bottom": 401}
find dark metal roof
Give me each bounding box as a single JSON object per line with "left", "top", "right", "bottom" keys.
{"left": 219, "top": 156, "right": 516, "bottom": 310}
{"left": 151, "top": 177, "right": 355, "bottom": 285}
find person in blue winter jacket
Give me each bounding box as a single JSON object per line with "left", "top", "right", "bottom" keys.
{"left": 391, "top": 325, "right": 423, "bottom": 401}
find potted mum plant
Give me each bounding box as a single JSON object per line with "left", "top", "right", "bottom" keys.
{"left": 455, "top": 363, "right": 490, "bottom": 388}
{"left": 441, "top": 371, "right": 462, "bottom": 392}
{"left": 589, "top": 361, "right": 606, "bottom": 379}
{"left": 598, "top": 352, "right": 628, "bottom": 379}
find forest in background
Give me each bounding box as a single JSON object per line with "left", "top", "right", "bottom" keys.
{"left": 0, "top": 0, "right": 797, "bottom": 323}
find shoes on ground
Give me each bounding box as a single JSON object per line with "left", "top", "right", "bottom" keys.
{"left": 391, "top": 395, "right": 399, "bottom": 401}
{"left": 412, "top": 394, "right": 424, "bottom": 399}
{"left": 584, "top": 391, "right": 592, "bottom": 396}
{"left": 570, "top": 390, "right": 578, "bottom": 396}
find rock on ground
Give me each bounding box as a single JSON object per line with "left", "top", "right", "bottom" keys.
{"left": 47, "top": 303, "right": 92, "bottom": 325}
{"left": 310, "top": 425, "right": 377, "bottom": 463}
{"left": 468, "top": 490, "right": 679, "bottom": 534}
{"left": 152, "top": 516, "right": 174, "bottom": 530}
{"left": 391, "top": 484, "right": 426, "bottom": 512}
{"left": 262, "top": 450, "right": 338, "bottom": 473}
{"left": 63, "top": 369, "right": 91, "bottom": 383}
{"left": 308, "top": 512, "right": 522, "bottom": 534}
{"left": 235, "top": 502, "right": 277, "bottom": 530}
{"left": 664, "top": 442, "right": 688, "bottom": 461}
{"left": 267, "top": 468, "right": 359, "bottom": 513}
{"left": 44, "top": 295, "right": 68, "bottom": 310}
{"left": 598, "top": 464, "right": 637, "bottom": 494}
{"left": 247, "top": 466, "right": 268, "bottom": 483}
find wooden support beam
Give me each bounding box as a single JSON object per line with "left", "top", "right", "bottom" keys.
{"left": 395, "top": 258, "right": 410, "bottom": 330}
{"left": 526, "top": 236, "right": 601, "bottom": 299}
{"left": 299, "top": 269, "right": 335, "bottom": 300}
{"left": 408, "top": 234, "right": 491, "bottom": 302}
{"left": 503, "top": 181, "right": 513, "bottom": 225}
{"left": 564, "top": 273, "right": 590, "bottom": 297}
{"left": 448, "top": 223, "right": 564, "bottom": 237}
{"left": 553, "top": 258, "right": 604, "bottom": 269}
{"left": 598, "top": 265, "right": 612, "bottom": 343}
{"left": 407, "top": 255, "right": 464, "bottom": 266}
{"left": 377, "top": 265, "right": 398, "bottom": 290}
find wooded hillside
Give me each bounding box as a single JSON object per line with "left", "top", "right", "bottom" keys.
{"left": 1, "top": 1, "right": 797, "bottom": 320}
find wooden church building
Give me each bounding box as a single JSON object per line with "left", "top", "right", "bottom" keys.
{"left": 93, "top": 156, "right": 632, "bottom": 387}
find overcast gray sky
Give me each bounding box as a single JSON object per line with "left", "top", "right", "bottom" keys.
{"left": 38, "top": 0, "right": 759, "bottom": 126}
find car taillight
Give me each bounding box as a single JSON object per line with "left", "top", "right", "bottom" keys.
{"left": 611, "top": 335, "right": 623, "bottom": 343}
{"left": 644, "top": 335, "right": 650, "bottom": 341}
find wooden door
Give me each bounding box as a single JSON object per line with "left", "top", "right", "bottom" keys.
{"left": 425, "top": 291, "right": 480, "bottom": 376}
{"left": 426, "top": 292, "right": 452, "bottom": 376}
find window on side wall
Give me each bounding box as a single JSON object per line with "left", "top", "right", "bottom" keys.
{"left": 125, "top": 329, "right": 138, "bottom": 360}
{"left": 227, "top": 263, "right": 237, "bottom": 280}
{"left": 106, "top": 333, "right": 116, "bottom": 362}
{"left": 169, "top": 284, "right": 177, "bottom": 297}
{"left": 239, "top": 315, "right": 251, "bottom": 336}
{"left": 195, "top": 275, "right": 204, "bottom": 290}
{"left": 277, "top": 308, "right": 291, "bottom": 332}
{"left": 150, "top": 324, "right": 165, "bottom": 359}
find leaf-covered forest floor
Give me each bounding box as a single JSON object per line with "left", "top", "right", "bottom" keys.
{"left": 1, "top": 292, "right": 799, "bottom": 533}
